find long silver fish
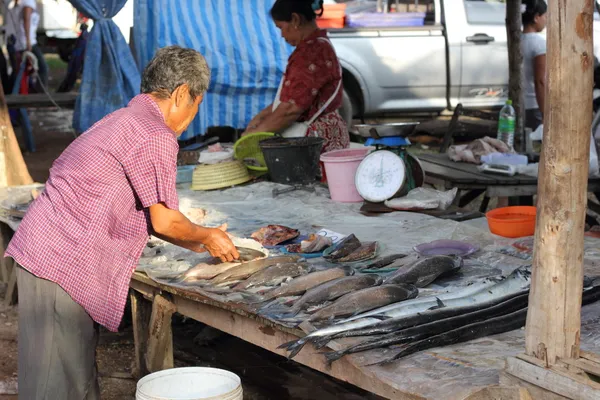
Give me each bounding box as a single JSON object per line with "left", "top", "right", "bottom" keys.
{"left": 259, "top": 266, "right": 355, "bottom": 301}
{"left": 308, "top": 284, "right": 418, "bottom": 323}
{"left": 279, "top": 267, "right": 531, "bottom": 359}
{"left": 234, "top": 263, "right": 313, "bottom": 291}
{"left": 383, "top": 255, "right": 462, "bottom": 287}
{"left": 211, "top": 255, "right": 302, "bottom": 286}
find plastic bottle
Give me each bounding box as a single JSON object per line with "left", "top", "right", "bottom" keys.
{"left": 497, "top": 100, "right": 516, "bottom": 147}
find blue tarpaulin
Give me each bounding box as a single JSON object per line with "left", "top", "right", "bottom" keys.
{"left": 68, "top": 0, "right": 141, "bottom": 134}
{"left": 134, "top": 0, "right": 292, "bottom": 140}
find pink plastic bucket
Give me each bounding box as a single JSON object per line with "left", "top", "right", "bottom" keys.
{"left": 320, "top": 148, "right": 370, "bottom": 202}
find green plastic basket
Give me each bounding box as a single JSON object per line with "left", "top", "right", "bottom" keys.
{"left": 233, "top": 132, "right": 275, "bottom": 172}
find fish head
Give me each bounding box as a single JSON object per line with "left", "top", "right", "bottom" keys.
{"left": 341, "top": 266, "right": 357, "bottom": 276}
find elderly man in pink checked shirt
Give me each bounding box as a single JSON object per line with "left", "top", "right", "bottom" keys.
{"left": 4, "top": 46, "right": 240, "bottom": 399}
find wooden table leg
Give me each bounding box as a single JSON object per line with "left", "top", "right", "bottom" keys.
{"left": 145, "top": 294, "right": 176, "bottom": 373}
{"left": 4, "top": 259, "right": 17, "bottom": 306}
{"left": 130, "top": 289, "right": 151, "bottom": 378}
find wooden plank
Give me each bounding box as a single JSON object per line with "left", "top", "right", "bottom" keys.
{"left": 506, "top": 357, "right": 600, "bottom": 400}
{"left": 4, "top": 93, "right": 78, "bottom": 109}
{"left": 525, "top": 0, "right": 593, "bottom": 365}
{"left": 418, "top": 153, "right": 529, "bottom": 185}
{"left": 145, "top": 295, "right": 176, "bottom": 372}
{"left": 145, "top": 294, "right": 176, "bottom": 374}
{"left": 580, "top": 351, "right": 600, "bottom": 365}
{"left": 464, "top": 385, "right": 532, "bottom": 400}
{"left": 500, "top": 371, "right": 570, "bottom": 400}
{"left": 419, "top": 159, "right": 490, "bottom": 185}
{"left": 130, "top": 289, "right": 151, "bottom": 378}
{"left": 559, "top": 357, "right": 600, "bottom": 378}
{"left": 3, "top": 260, "right": 16, "bottom": 306}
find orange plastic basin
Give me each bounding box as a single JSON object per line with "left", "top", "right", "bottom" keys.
{"left": 486, "top": 206, "right": 537, "bottom": 238}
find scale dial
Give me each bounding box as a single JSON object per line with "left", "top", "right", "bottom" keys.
{"left": 355, "top": 150, "right": 406, "bottom": 203}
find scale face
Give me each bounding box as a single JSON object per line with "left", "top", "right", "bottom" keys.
{"left": 355, "top": 150, "right": 406, "bottom": 203}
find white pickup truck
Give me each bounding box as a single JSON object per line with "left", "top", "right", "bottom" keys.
{"left": 330, "top": 0, "right": 600, "bottom": 124}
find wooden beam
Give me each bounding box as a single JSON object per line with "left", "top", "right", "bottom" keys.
{"left": 144, "top": 294, "right": 176, "bottom": 374}
{"left": 0, "top": 77, "right": 33, "bottom": 186}
{"left": 506, "top": 0, "right": 525, "bottom": 151}
{"left": 525, "top": 0, "right": 594, "bottom": 364}
{"left": 130, "top": 289, "right": 151, "bottom": 378}
{"left": 4, "top": 93, "right": 78, "bottom": 109}
{"left": 506, "top": 355, "right": 600, "bottom": 400}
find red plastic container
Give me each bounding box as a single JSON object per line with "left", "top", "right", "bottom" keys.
{"left": 486, "top": 206, "right": 537, "bottom": 238}
{"left": 317, "top": 4, "right": 346, "bottom": 29}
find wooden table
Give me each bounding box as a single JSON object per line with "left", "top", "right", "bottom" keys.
{"left": 129, "top": 272, "right": 407, "bottom": 399}
{"left": 417, "top": 153, "right": 600, "bottom": 212}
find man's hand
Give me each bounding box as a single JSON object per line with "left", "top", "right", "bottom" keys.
{"left": 202, "top": 224, "right": 239, "bottom": 262}
{"left": 149, "top": 203, "right": 239, "bottom": 262}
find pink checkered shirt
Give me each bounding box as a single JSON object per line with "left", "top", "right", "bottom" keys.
{"left": 6, "top": 94, "right": 179, "bottom": 332}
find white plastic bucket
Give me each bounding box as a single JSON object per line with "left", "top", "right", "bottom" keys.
{"left": 136, "top": 367, "right": 243, "bottom": 400}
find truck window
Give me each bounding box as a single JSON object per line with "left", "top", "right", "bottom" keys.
{"left": 464, "top": 0, "right": 506, "bottom": 25}
{"left": 329, "top": 0, "right": 437, "bottom": 26}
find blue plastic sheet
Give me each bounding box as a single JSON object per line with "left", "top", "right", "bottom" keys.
{"left": 134, "top": 0, "right": 292, "bottom": 140}
{"left": 68, "top": 0, "right": 141, "bottom": 134}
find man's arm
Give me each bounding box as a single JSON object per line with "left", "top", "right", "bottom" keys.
{"left": 149, "top": 202, "right": 239, "bottom": 262}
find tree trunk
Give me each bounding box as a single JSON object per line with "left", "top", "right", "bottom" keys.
{"left": 525, "top": 0, "right": 594, "bottom": 365}
{"left": 506, "top": 0, "right": 524, "bottom": 151}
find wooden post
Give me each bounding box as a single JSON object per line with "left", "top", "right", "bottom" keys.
{"left": 506, "top": 0, "right": 525, "bottom": 151}
{"left": 525, "top": 0, "right": 594, "bottom": 365}
{"left": 145, "top": 294, "right": 176, "bottom": 373}
{"left": 130, "top": 290, "right": 151, "bottom": 378}
{"left": 0, "top": 79, "right": 33, "bottom": 187}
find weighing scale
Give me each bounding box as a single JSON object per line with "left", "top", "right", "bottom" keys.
{"left": 354, "top": 123, "right": 425, "bottom": 203}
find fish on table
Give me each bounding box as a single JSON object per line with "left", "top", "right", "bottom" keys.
{"left": 333, "top": 241, "right": 379, "bottom": 263}
{"left": 308, "top": 284, "right": 418, "bottom": 323}
{"left": 251, "top": 225, "right": 300, "bottom": 246}
{"left": 323, "top": 234, "right": 361, "bottom": 261}
{"left": 234, "top": 263, "right": 313, "bottom": 291}
{"left": 383, "top": 255, "right": 463, "bottom": 287}
{"left": 278, "top": 274, "right": 383, "bottom": 317}
{"left": 165, "top": 246, "right": 267, "bottom": 283}
{"left": 321, "top": 289, "right": 530, "bottom": 364}
{"left": 278, "top": 267, "right": 532, "bottom": 359}
{"left": 258, "top": 266, "right": 355, "bottom": 302}
{"left": 210, "top": 255, "right": 303, "bottom": 286}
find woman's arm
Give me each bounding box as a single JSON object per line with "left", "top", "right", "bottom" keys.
{"left": 246, "top": 103, "right": 274, "bottom": 130}
{"left": 533, "top": 54, "right": 546, "bottom": 114}
{"left": 22, "top": 5, "right": 33, "bottom": 51}
{"left": 247, "top": 101, "right": 303, "bottom": 134}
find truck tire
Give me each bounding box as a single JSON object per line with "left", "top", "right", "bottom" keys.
{"left": 339, "top": 89, "right": 354, "bottom": 129}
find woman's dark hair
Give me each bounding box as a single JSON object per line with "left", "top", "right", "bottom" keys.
{"left": 271, "top": 0, "right": 324, "bottom": 22}
{"left": 522, "top": 0, "right": 547, "bottom": 26}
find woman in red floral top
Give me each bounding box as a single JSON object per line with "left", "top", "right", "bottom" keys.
{"left": 244, "top": 0, "right": 350, "bottom": 153}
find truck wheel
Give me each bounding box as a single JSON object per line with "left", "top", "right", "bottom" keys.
{"left": 339, "top": 89, "right": 354, "bottom": 130}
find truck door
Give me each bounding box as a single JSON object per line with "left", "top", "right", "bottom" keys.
{"left": 455, "top": 0, "right": 509, "bottom": 108}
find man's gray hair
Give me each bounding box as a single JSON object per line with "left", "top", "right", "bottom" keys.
{"left": 141, "top": 46, "right": 211, "bottom": 100}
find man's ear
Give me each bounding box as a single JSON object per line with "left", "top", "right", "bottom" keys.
{"left": 172, "top": 84, "right": 191, "bottom": 107}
